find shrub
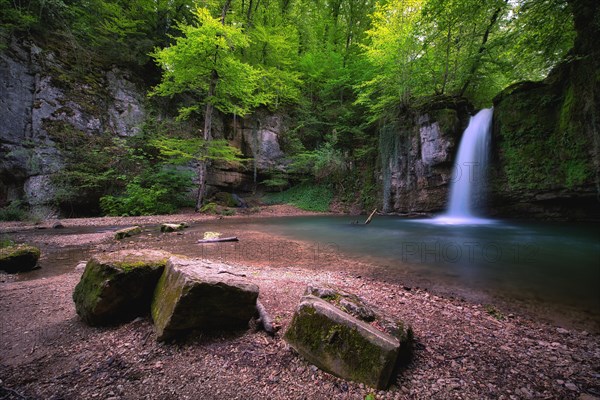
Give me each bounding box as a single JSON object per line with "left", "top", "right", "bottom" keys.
{"left": 0, "top": 201, "right": 27, "bottom": 222}
{"left": 264, "top": 183, "right": 333, "bottom": 212}
{"left": 100, "top": 168, "right": 194, "bottom": 216}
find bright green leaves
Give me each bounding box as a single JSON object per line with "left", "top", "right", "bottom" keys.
{"left": 358, "top": 0, "right": 575, "bottom": 117}
{"left": 151, "top": 7, "right": 298, "bottom": 118}
{"left": 150, "top": 136, "right": 243, "bottom": 166}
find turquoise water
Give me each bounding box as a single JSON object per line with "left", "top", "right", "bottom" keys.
{"left": 260, "top": 215, "right": 600, "bottom": 326}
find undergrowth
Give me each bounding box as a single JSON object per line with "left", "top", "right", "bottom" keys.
{"left": 264, "top": 183, "right": 333, "bottom": 212}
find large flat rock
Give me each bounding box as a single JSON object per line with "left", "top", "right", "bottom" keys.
{"left": 151, "top": 258, "right": 259, "bottom": 341}
{"left": 285, "top": 287, "right": 412, "bottom": 389}
{"left": 73, "top": 250, "right": 171, "bottom": 325}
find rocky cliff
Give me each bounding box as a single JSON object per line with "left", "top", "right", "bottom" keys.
{"left": 0, "top": 39, "right": 288, "bottom": 217}
{"left": 0, "top": 39, "right": 145, "bottom": 218}
{"left": 383, "top": 98, "right": 473, "bottom": 214}
{"left": 490, "top": 0, "right": 600, "bottom": 220}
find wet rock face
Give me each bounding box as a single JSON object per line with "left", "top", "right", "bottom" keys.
{"left": 72, "top": 250, "right": 170, "bottom": 326}
{"left": 284, "top": 286, "right": 412, "bottom": 390}
{"left": 387, "top": 99, "right": 473, "bottom": 214}
{"left": 151, "top": 258, "right": 260, "bottom": 341}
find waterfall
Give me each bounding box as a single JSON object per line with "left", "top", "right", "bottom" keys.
{"left": 439, "top": 108, "right": 493, "bottom": 223}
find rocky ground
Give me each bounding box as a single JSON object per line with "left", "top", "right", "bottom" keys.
{"left": 1, "top": 206, "right": 599, "bottom": 400}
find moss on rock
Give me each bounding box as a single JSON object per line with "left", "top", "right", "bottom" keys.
{"left": 284, "top": 291, "right": 412, "bottom": 390}
{"left": 114, "top": 226, "right": 142, "bottom": 240}
{"left": 0, "top": 244, "right": 41, "bottom": 273}
{"left": 72, "top": 250, "right": 171, "bottom": 326}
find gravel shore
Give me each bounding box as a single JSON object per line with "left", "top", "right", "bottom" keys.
{"left": 1, "top": 207, "right": 599, "bottom": 399}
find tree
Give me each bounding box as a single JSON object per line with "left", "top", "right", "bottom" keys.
{"left": 151, "top": 5, "right": 272, "bottom": 210}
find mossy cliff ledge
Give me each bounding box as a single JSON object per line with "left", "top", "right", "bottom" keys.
{"left": 491, "top": 0, "right": 600, "bottom": 220}
{"left": 0, "top": 244, "right": 41, "bottom": 273}
{"left": 284, "top": 286, "right": 412, "bottom": 390}
{"left": 72, "top": 250, "right": 171, "bottom": 326}
{"left": 151, "top": 257, "right": 259, "bottom": 341}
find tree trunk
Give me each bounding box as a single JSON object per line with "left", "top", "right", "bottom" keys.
{"left": 196, "top": 0, "right": 233, "bottom": 212}
{"left": 196, "top": 70, "right": 217, "bottom": 212}
{"left": 195, "top": 161, "right": 207, "bottom": 211}
{"left": 459, "top": 2, "right": 506, "bottom": 97}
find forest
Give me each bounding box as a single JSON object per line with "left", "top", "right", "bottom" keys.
{"left": 0, "top": 0, "right": 590, "bottom": 217}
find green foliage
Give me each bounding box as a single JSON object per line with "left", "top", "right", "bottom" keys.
{"left": 150, "top": 136, "right": 243, "bottom": 165}
{"left": 47, "top": 122, "right": 127, "bottom": 211}
{"left": 290, "top": 139, "right": 348, "bottom": 184}
{"left": 99, "top": 167, "right": 194, "bottom": 216}
{"left": 0, "top": 201, "right": 28, "bottom": 222}
{"left": 265, "top": 183, "right": 333, "bottom": 212}
{"left": 151, "top": 7, "right": 273, "bottom": 117}
{"left": 358, "top": 0, "right": 575, "bottom": 116}
{"left": 0, "top": 236, "right": 16, "bottom": 248}
{"left": 261, "top": 170, "right": 289, "bottom": 191}
{"left": 484, "top": 304, "right": 505, "bottom": 321}
{"left": 200, "top": 202, "right": 218, "bottom": 214}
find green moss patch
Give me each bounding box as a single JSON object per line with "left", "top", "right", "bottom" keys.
{"left": 0, "top": 244, "right": 41, "bottom": 273}
{"left": 72, "top": 250, "right": 171, "bottom": 326}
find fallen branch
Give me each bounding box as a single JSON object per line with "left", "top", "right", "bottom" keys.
{"left": 364, "top": 209, "right": 377, "bottom": 225}
{"left": 197, "top": 236, "right": 239, "bottom": 244}
{"left": 256, "top": 300, "right": 276, "bottom": 336}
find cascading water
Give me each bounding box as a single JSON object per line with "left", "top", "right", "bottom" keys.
{"left": 437, "top": 108, "right": 494, "bottom": 224}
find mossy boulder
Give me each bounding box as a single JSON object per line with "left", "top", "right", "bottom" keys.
{"left": 0, "top": 244, "right": 41, "bottom": 273}
{"left": 114, "top": 226, "right": 142, "bottom": 240}
{"left": 160, "top": 223, "right": 188, "bottom": 233}
{"left": 284, "top": 286, "right": 412, "bottom": 390}
{"left": 151, "top": 258, "right": 259, "bottom": 341}
{"left": 73, "top": 250, "right": 171, "bottom": 326}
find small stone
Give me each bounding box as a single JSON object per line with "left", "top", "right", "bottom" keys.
{"left": 565, "top": 382, "right": 579, "bottom": 392}
{"left": 557, "top": 327, "right": 569, "bottom": 334}
{"left": 160, "top": 223, "right": 187, "bottom": 233}
{"left": 557, "top": 380, "right": 565, "bottom": 385}
{"left": 114, "top": 226, "right": 142, "bottom": 240}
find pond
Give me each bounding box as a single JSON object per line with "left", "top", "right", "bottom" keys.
{"left": 258, "top": 216, "right": 600, "bottom": 328}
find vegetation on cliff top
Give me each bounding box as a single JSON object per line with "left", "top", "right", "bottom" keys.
{"left": 1, "top": 0, "right": 590, "bottom": 216}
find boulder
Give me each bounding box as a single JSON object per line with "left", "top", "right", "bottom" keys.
{"left": 72, "top": 250, "right": 171, "bottom": 326}
{"left": 151, "top": 258, "right": 259, "bottom": 341}
{"left": 284, "top": 286, "right": 412, "bottom": 390}
{"left": 0, "top": 244, "right": 41, "bottom": 273}
{"left": 114, "top": 226, "right": 142, "bottom": 239}
{"left": 160, "top": 223, "right": 188, "bottom": 233}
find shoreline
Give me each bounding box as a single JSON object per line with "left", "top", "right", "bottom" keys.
{"left": 1, "top": 207, "right": 600, "bottom": 399}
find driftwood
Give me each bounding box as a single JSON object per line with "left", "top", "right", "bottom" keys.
{"left": 197, "top": 236, "right": 239, "bottom": 244}
{"left": 256, "top": 300, "right": 276, "bottom": 336}
{"left": 364, "top": 209, "right": 377, "bottom": 225}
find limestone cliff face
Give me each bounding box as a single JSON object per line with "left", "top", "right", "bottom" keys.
{"left": 0, "top": 39, "right": 145, "bottom": 217}
{"left": 384, "top": 98, "right": 473, "bottom": 214}
{"left": 0, "top": 39, "right": 288, "bottom": 216}
{"left": 208, "top": 110, "right": 288, "bottom": 193}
